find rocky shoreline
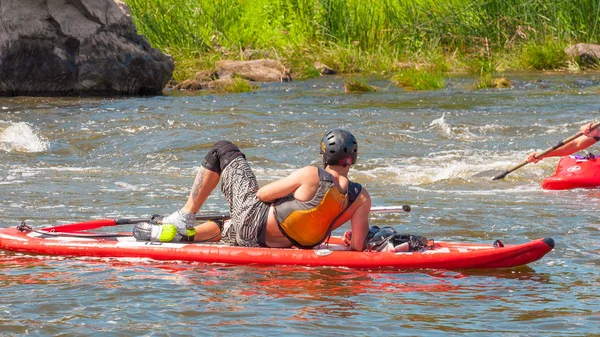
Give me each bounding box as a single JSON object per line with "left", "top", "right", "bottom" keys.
{"left": 2, "top": 1, "right": 600, "bottom": 97}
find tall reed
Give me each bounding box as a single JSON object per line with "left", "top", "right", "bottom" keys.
{"left": 123, "top": 0, "right": 600, "bottom": 80}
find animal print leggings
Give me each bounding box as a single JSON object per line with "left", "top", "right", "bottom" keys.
{"left": 219, "top": 156, "right": 270, "bottom": 247}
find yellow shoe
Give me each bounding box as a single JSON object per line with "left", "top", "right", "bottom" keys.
{"left": 133, "top": 222, "right": 178, "bottom": 242}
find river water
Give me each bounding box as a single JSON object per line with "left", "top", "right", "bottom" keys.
{"left": 1, "top": 74, "right": 599, "bottom": 336}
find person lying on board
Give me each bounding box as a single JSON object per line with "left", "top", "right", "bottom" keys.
{"left": 133, "top": 128, "right": 399, "bottom": 252}
{"left": 526, "top": 122, "right": 600, "bottom": 164}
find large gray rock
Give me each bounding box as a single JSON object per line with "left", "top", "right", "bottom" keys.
{"left": 0, "top": 0, "right": 174, "bottom": 96}
{"left": 565, "top": 43, "right": 600, "bottom": 65}
{"left": 215, "top": 59, "right": 292, "bottom": 82}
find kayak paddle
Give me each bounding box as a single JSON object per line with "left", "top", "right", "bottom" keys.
{"left": 370, "top": 205, "right": 411, "bottom": 213}
{"left": 40, "top": 213, "right": 229, "bottom": 233}
{"left": 474, "top": 121, "right": 600, "bottom": 180}
{"left": 40, "top": 205, "right": 411, "bottom": 233}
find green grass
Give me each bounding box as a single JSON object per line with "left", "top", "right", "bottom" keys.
{"left": 391, "top": 69, "right": 446, "bottom": 90}
{"left": 123, "top": 0, "right": 600, "bottom": 83}
{"left": 344, "top": 78, "right": 378, "bottom": 92}
{"left": 223, "top": 78, "right": 257, "bottom": 93}
{"left": 517, "top": 40, "right": 568, "bottom": 70}
{"left": 474, "top": 74, "right": 511, "bottom": 89}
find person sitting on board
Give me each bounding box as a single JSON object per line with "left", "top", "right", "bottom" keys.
{"left": 526, "top": 122, "right": 600, "bottom": 164}
{"left": 133, "top": 128, "right": 392, "bottom": 252}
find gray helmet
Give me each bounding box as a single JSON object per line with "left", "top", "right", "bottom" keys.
{"left": 320, "top": 128, "right": 358, "bottom": 166}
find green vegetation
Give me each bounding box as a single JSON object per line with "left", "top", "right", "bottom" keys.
{"left": 474, "top": 74, "right": 511, "bottom": 89}
{"left": 391, "top": 69, "right": 446, "bottom": 90}
{"left": 517, "top": 39, "right": 568, "bottom": 71}
{"left": 344, "top": 78, "right": 378, "bottom": 92}
{"left": 390, "top": 56, "right": 448, "bottom": 90}
{"left": 124, "top": 0, "right": 600, "bottom": 89}
{"left": 220, "top": 77, "right": 257, "bottom": 93}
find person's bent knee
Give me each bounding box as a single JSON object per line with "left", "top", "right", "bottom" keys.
{"left": 201, "top": 140, "right": 246, "bottom": 174}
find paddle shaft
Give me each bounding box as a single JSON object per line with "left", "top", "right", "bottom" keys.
{"left": 41, "top": 213, "right": 229, "bottom": 233}
{"left": 370, "top": 205, "right": 411, "bottom": 213}
{"left": 41, "top": 205, "right": 411, "bottom": 233}
{"left": 492, "top": 121, "right": 600, "bottom": 180}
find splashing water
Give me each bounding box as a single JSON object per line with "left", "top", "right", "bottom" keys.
{"left": 0, "top": 122, "right": 49, "bottom": 153}
{"left": 429, "top": 113, "right": 452, "bottom": 136}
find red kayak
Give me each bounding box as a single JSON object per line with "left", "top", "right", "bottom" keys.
{"left": 0, "top": 225, "right": 554, "bottom": 270}
{"left": 542, "top": 154, "right": 600, "bottom": 190}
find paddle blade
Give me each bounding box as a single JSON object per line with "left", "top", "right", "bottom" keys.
{"left": 41, "top": 219, "right": 118, "bottom": 233}
{"left": 472, "top": 170, "right": 503, "bottom": 179}
{"left": 492, "top": 170, "right": 510, "bottom": 180}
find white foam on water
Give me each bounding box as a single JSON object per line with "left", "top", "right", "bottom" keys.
{"left": 428, "top": 114, "right": 489, "bottom": 141}
{"left": 429, "top": 114, "right": 452, "bottom": 137}
{"left": 118, "top": 125, "right": 158, "bottom": 133}
{"left": 114, "top": 181, "right": 148, "bottom": 192}
{"left": 37, "top": 204, "right": 67, "bottom": 209}
{"left": 0, "top": 122, "right": 50, "bottom": 153}
{"left": 355, "top": 147, "right": 554, "bottom": 187}
{"left": 408, "top": 185, "right": 540, "bottom": 195}
{"left": 36, "top": 166, "right": 105, "bottom": 172}
{"left": 0, "top": 180, "right": 26, "bottom": 185}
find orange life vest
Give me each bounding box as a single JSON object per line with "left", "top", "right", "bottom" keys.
{"left": 273, "top": 168, "right": 361, "bottom": 248}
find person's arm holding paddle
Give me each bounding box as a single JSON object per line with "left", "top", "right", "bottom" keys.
{"left": 485, "top": 120, "right": 600, "bottom": 180}
{"left": 526, "top": 122, "right": 600, "bottom": 163}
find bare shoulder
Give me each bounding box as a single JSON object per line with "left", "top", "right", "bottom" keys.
{"left": 346, "top": 186, "right": 371, "bottom": 215}
{"left": 291, "top": 165, "right": 319, "bottom": 177}
{"left": 279, "top": 166, "right": 318, "bottom": 186}
{"left": 355, "top": 187, "right": 371, "bottom": 207}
